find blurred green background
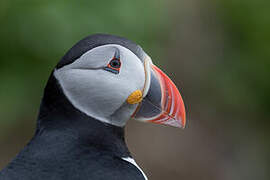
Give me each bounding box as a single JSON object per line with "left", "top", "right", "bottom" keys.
{"left": 0, "top": 0, "right": 269, "bottom": 179}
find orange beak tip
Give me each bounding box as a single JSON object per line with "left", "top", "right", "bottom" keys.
{"left": 150, "top": 65, "right": 186, "bottom": 129}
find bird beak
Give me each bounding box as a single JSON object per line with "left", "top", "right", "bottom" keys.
{"left": 132, "top": 57, "right": 186, "bottom": 128}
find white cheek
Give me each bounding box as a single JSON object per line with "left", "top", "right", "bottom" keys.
{"left": 54, "top": 67, "right": 145, "bottom": 125}
{"left": 119, "top": 48, "right": 145, "bottom": 91}
{"left": 54, "top": 69, "right": 130, "bottom": 121}
{"left": 54, "top": 44, "right": 146, "bottom": 126}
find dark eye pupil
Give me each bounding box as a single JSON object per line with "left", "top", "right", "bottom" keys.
{"left": 110, "top": 59, "right": 121, "bottom": 68}
{"left": 112, "top": 61, "right": 118, "bottom": 66}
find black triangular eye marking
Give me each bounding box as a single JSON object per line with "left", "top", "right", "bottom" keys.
{"left": 114, "top": 48, "right": 120, "bottom": 60}
{"left": 103, "top": 48, "right": 121, "bottom": 74}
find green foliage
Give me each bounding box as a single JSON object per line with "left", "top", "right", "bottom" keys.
{"left": 0, "top": 0, "right": 170, "bottom": 131}
{"left": 216, "top": 0, "right": 270, "bottom": 118}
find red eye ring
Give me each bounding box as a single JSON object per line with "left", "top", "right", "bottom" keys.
{"left": 104, "top": 57, "right": 121, "bottom": 74}
{"left": 108, "top": 58, "right": 121, "bottom": 71}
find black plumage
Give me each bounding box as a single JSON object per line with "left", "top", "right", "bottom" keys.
{"left": 57, "top": 34, "right": 146, "bottom": 69}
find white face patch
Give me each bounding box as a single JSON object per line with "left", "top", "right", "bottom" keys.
{"left": 54, "top": 44, "right": 146, "bottom": 127}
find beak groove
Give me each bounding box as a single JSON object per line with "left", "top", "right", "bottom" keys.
{"left": 132, "top": 61, "right": 186, "bottom": 129}
{"left": 149, "top": 65, "right": 186, "bottom": 128}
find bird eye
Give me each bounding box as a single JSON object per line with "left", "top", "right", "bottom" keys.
{"left": 110, "top": 59, "right": 121, "bottom": 68}
{"left": 104, "top": 58, "right": 121, "bottom": 74}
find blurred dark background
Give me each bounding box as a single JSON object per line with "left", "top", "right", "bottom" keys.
{"left": 0, "top": 0, "right": 269, "bottom": 179}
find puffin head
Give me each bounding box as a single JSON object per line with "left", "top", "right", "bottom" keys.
{"left": 49, "top": 34, "right": 185, "bottom": 128}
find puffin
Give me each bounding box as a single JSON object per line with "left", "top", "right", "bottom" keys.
{"left": 0, "top": 34, "right": 186, "bottom": 180}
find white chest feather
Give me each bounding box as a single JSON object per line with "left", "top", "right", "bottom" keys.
{"left": 122, "top": 157, "right": 148, "bottom": 180}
